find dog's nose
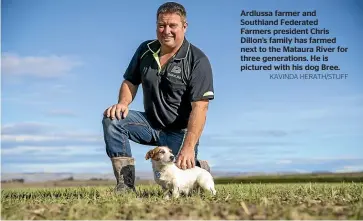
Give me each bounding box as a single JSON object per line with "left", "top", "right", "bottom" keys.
{"left": 170, "top": 155, "right": 174, "bottom": 161}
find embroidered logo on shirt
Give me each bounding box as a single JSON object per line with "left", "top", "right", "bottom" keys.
{"left": 167, "top": 72, "right": 182, "bottom": 80}
{"left": 170, "top": 65, "right": 181, "bottom": 74}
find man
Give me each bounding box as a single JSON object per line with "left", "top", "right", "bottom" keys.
{"left": 102, "top": 2, "right": 214, "bottom": 193}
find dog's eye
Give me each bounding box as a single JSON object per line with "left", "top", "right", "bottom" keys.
{"left": 160, "top": 150, "right": 165, "bottom": 154}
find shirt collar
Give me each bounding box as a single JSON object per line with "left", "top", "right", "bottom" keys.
{"left": 147, "top": 38, "right": 190, "bottom": 60}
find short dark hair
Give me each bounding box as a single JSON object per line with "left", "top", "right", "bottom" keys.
{"left": 157, "top": 2, "right": 187, "bottom": 23}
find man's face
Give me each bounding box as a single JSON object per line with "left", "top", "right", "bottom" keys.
{"left": 156, "top": 13, "right": 187, "bottom": 50}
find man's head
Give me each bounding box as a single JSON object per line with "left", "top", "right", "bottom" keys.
{"left": 156, "top": 2, "right": 187, "bottom": 51}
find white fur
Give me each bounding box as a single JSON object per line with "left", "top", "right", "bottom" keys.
{"left": 145, "top": 146, "right": 216, "bottom": 199}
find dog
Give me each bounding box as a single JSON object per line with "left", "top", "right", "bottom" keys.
{"left": 145, "top": 146, "right": 216, "bottom": 199}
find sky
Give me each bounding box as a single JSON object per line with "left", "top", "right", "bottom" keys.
{"left": 1, "top": 0, "right": 363, "bottom": 175}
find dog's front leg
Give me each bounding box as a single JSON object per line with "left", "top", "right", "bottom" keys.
{"left": 162, "top": 188, "right": 171, "bottom": 200}
{"left": 172, "top": 187, "right": 180, "bottom": 199}
{"left": 160, "top": 184, "right": 171, "bottom": 200}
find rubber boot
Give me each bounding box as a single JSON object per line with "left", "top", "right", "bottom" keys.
{"left": 196, "top": 160, "right": 211, "bottom": 173}
{"left": 111, "top": 157, "right": 136, "bottom": 193}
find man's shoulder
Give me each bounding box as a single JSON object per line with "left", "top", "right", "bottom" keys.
{"left": 188, "top": 42, "right": 209, "bottom": 62}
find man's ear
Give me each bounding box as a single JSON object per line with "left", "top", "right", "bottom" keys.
{"left": 145, "top": 149, "right": 155, "bottom": 160}
{"left": 183, "top": 21, "right": 188, "bottom": 32}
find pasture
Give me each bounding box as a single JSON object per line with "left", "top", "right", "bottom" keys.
{"left": 2, "top": 182, "right": 363, "bottom": 219}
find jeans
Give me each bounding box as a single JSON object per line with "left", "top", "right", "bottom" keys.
{"left": 102, "top": 110, "right": 199, "bottom": 160}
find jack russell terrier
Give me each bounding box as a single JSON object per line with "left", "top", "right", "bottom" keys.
{"left": 145, "top": 146, "right": 217, "bottom": 199}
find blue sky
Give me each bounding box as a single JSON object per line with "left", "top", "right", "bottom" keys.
{"left": 1, "top": 0, "right": 362, "bottom": 175}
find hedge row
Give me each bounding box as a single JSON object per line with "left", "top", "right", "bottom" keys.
{"left": 214, "top": 173, "right": 363, "bottom": 184}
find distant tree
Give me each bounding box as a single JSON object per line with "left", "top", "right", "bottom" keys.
{"left": 90, "top": 178, "right": 104, "bottom": 181}
{"left": 12, "top": 178, "right": 24, "bottom": 183}
{"left": 62, "top": 176, "right": 74, "bottom": 181}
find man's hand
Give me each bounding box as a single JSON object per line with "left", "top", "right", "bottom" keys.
{"left": 103, "top": 80, "right": 137, "bottom": 120}
{"left": 176, "top": 146, "right": 195, "bottom": 170}
{"left": 104, "top": 103, "right": 129, "bottom": 120}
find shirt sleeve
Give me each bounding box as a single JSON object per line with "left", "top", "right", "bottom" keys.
{"left": 123, "top": 42, "right": 147, "bottom": 85}
{"left": 188, "top": 56, "right": 215, "bottom": 102}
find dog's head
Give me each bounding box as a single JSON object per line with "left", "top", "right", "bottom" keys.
{"left": 145, "top": 146, "right": 175, "bottom": 164}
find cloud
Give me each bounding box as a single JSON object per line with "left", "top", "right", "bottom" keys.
{"left": 1, "top": 52, "right": 82, "bottom": 78}
{"left": 1, "top": 121, "right": 109, "bottom": 173}
{"left": 1, "top": 122, "right": 104, "bottom": 148}
{"left": 1, "top": 134, "right": 103, "bottom": 147}
{"left": 200, "top": 131, "right": 299, "bottom": 148}
{"left": 206, "top": 129, "right": 307, "bottom": 138}
{"left": 1, "top": 122, "right": 57, "bottom": 136}
{"left": 289, "top": 156, "right": 363, "bottom": 163}
{"left": 1, "top": 145, "right": 102, "bottom": 156}
{"left": 207, "top": 155, "right": 363, "bottom": 173}
{"left": 201, "top": 138, "right": 296, "bottom": 149}
{"left": 276, "top": 160, "right": 292, "bottom": 164}
{"left": 335, "top": 165, "right": 363, "bottom": 173}
{"left": 243, "top": 94, "right": 363, "bottom": 123}
{"left": 2, "top": 82, "right": 74, "bottom": 107}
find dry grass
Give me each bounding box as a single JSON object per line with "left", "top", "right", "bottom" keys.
{"left": 1, "top": 182, "right": 363, "bottom": 220}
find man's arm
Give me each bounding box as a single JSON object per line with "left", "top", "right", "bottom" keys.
{"left": 105, "top": 80, "right": 139, "bottom": 120}
{"left": 105, "top": 41, "right": 146, "bottom": 120}
{"left": 118, "top": 80, "right": 139, "bottom": 105}
{"left": 176, "top": 55, "right": 214, "bottom": 170}
{"left": 176, "top": 100, "right": 209, "bottom": 169}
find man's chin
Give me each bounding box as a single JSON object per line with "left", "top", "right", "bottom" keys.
{"left": 161, "top": 40, "right": 175, "bottom": 47}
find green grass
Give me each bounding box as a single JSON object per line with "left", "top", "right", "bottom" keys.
{"left": 2, "top": 183, "right": 363, "bottom": 220}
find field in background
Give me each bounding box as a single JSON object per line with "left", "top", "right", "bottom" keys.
{"left": 2, "top": 172, "right": 362, "bottom": 189}
{"left": 2, "top": 183, "right": 363, "bottom": 219}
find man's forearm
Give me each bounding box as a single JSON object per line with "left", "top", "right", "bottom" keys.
{"left": 118, "top": 80, "right": 138, "bottom": 105}
{"left": 182, "top": 100, "right": 209, "bottom": 151}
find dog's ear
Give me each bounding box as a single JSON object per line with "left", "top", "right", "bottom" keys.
{"left": 145, "top": 148, "right": 156, "bottom": 160}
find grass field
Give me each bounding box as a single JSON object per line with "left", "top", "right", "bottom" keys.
{"left": 2, "top": 182, "right": 363, "bottom": 220}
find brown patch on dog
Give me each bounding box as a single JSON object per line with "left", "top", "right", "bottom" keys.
{"left": 145, "top": 149, "right": 155, "bottom": 160}
{"left": 145, "top": 146, "right": 161, "bottom": 161}
{"left": 145, "top": 146, "right": 172, "bottom": 161}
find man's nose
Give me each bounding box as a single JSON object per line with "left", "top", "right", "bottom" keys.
{"left": 163, "top": 25, "right": 171, "bottom": 34}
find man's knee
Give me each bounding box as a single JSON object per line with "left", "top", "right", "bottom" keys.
{"left": 102, "top": 111, "right": 138, "bottom": 137}
{"left": 102, "top": 116, "right": 124, "bottom": 137}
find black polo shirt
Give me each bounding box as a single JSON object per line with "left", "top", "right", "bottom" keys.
{"left": 123, "top": 38, "right": 214, "bottom": 130}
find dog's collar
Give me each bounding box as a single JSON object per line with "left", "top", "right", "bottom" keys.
{"left": 154, "top": 171, "right": 161, "bottom": 179}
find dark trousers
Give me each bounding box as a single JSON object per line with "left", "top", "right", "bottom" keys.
{"left": 102, "top": 110, "right": 200, "bottom": 162}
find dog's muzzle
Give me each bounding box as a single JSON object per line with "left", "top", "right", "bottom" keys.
{"left": 170, "top": 155, "right": 175, "bottom": 161}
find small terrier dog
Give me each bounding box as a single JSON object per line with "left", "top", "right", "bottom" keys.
{"left": 145, "top": 146, "right": 216, "bottom": 199}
